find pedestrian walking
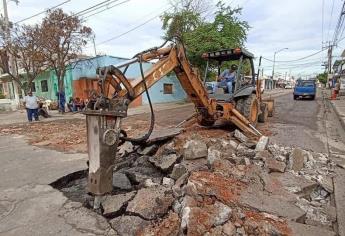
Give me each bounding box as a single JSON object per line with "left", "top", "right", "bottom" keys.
{"left": 23, "top": 91, "right": 39, "bottom": 122}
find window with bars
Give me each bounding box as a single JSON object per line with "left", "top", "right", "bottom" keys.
{"left": 41, "top": 80, "right": 48, "bottom": 92}
{"left": 163, "top": 83, "right": 173, "bottom": 94}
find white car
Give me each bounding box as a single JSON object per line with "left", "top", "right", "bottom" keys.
{"left": 285, "top": 84, "right": 293, "bottom": 89}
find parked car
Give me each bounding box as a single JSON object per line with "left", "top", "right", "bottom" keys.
{"left": 285, "top": 84, "right": 293, "bottom": 89}
{"left": 293, "top": 80, "right": 316, "bottom": 100}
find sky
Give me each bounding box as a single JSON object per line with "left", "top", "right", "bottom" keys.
{"left": 4, "top": 0, "right": 345, "bottom": 78}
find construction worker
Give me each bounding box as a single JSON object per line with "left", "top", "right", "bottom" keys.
{"left": 213, "top": 64, "right": 238, "bottom": 95}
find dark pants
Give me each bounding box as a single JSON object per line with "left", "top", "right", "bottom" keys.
{"left": 59, "top": 101, "right": 65, "bottom": 113}
{"left": 26, "top": 108, "right": 39, "bottom": 122}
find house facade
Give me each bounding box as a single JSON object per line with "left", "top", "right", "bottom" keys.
{"left": 22, "top": 55, "right": 187, "bottom": 107}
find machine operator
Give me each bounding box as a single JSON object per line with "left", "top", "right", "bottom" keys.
{"left": 213, "top": 64, "right": 238, "bottom": 95}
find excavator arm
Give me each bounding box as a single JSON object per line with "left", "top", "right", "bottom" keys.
{"left": 83, "top": 41, "right": 261, "bottom": 200}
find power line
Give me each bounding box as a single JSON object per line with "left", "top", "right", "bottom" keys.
{"left": 322, "top": 0, "right": 325, "bottom": 46}
{"left": 72, "top": 0, "right": 113, "bottom": 17}
{"left": 14, "top": 0, "right": 71, "bottom": 24}
{"left": 332, "top": 1, "right": 345, "bottom": 45}
{"left": 96, "top": 6, "right": 173, "bottom": 46}
{"left": 262, "top": 49, "right": 326, "bottom": 63}
{"left": 327, "top": 0, "right": 335, "bottom": 42}
{"left": 83, "top": 0, "right": 130, "bottom": 19}
{"left": 262, "top": 60, "right": 323, "bottom": 70}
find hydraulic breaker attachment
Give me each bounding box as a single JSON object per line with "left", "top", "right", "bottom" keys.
{"left": 84, "top": 97, "right": 130, "bottom": 201}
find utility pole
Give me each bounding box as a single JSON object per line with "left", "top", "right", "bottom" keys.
{"left": 2, "top": 0, "right": 20, "bottom": 106}
{"left": 92, "top": 34, "right": 97, "bottom": 57}
{"left": 272, "top": 48, "right": 288, "bottom": 89}
{"left": 328, "top": 45, "right": 333, "bottom": 74}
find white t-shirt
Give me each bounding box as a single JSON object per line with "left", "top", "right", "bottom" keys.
{"left": 24, "top": 95, "right": 39, "bottom": 109}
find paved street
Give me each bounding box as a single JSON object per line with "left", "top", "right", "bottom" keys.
{"left": 0, "top": 88, "right": 344, "bottom": 235}
{"left": 0, "top": 136, "right": 120, "bottom": 235}
{"left": 265, "top": 89, "right": 345, "bottom": 236}
{"left": 268, "top": 90, "right": 345, "bottom": 155}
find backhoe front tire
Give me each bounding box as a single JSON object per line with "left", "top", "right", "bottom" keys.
{"left": 197, "top": 115, "right": 215, "bottom": 127}
{"left": 236, "top": 94, "right": 259, "bottom": 126}
{"left": 258, "top": 103, "right": 268, "bottom": 123}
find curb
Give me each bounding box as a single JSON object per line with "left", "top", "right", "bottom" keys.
{"left": 323, "top": 88, "right": 345, "bottom": 132}
{"left": 330, "top": 100, "right": 345, "bottom": 132}
{"left": 262, "top": 90, "right": 292, "bottom": 100}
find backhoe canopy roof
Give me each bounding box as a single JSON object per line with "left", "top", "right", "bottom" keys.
{"left": 202, "top": 48, "right": 254, "bottom": 62}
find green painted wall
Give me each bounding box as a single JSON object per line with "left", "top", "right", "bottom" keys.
{"left": 31, "top": 66, "right": 73, "bottom": 101}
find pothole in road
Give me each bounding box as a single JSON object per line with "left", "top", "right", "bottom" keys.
{"left": 50, "top": 169, "right": 91, "bottom": 205}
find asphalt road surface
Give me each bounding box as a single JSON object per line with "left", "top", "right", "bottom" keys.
{"left": 267, "top": 89, "right": 345, "bottom": 159}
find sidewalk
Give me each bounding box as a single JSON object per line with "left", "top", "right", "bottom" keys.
{"left": 330, "top": 93, "right": 345, "bottom": 131}
{"left": 0, "top": 89, "right": 291, "bottom": 126}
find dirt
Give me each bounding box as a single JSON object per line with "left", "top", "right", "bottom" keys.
{"left": 0, "top": 105, "right": 228, "bottom": 154}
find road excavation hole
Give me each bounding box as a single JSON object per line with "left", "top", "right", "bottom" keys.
{"left": 50, "top": 169, "right": 92, "bottom": 206}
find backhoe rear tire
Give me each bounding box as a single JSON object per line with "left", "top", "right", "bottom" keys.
{"left": 236, "top": 94, "right": 259, "bottom": 126}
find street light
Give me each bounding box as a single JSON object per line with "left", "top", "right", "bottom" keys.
{"left": 272, "top": 48, "right": 289, "bottom": 80}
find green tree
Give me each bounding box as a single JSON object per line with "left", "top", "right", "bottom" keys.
{"left": 161, "top": 0, "right": 249, "bottom": 70}
{"left": 317, "top": 72, "right": 328, "bottom": 85}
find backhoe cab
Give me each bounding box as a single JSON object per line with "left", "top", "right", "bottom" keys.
{"left": 202, "top": 48, "right": 263, "bottom": 125}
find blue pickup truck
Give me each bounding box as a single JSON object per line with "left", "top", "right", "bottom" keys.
{"left": 293, "top": 80, "right": 316, "bottom": 100}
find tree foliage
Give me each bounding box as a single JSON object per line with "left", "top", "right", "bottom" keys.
{"left": 161, "top": 0, "right": 249, "bottom": 69}
{"left": 317, "top": 72, "right": 328, "bottom": 85}
{"left": 0, "top": 8, "right": 92, "bottom": 93}
{"left": 40, "top": 9, "right": 92, "bottom": 91}
{"left": 0, "top": 24, "right": 47, "bottom": 92}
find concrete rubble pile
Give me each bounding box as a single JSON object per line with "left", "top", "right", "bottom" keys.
{"left": 62, "top": 129, "right": 338, "bottom": 236}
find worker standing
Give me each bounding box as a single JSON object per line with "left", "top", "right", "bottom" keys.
{"left": 23, "top": 91, "right": 39, "bottom": 122}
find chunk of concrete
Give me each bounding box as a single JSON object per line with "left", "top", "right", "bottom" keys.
{"left": 207, "top": 148, "right": 222, "bottom": 165}
{"left": 222, "top": 222, "right": 236, "bottom": 236}
{"left": 170, "top": 163, "right": 188, "bottom": 180}
{"left": 144, "top": 178, "right": 159, "bottom": 188}
{"left": 102, "top": 192, "right": 136, "bottom": 216}
{"left": 240, "top": 190, "right": 306, "bottom": 222}
{"left": 288, "top": 221, "right": 336, "bottom": 236}
{"left": 271, "top": 172, "right": 318, "bottom": 198}
{"left": 149, "top": 153, "right": 179, "bottom": 172}
{"left": 112, "top": 172, "right": 132, "bottom": 190}
{"left": 265, "top": 158, "right": 286, "bottom": 173}
{"left": 255, "top": 136, "right": 269, "bottom": 151}
{"left": 288, "top": 148, "right": 308, "bottom": 171}
{"left": 183, "top": 201, "right": 232, "bottom": 235}
{"left": 109, "top": 215, "right": 149, "bottom": 235}
{"left": 254, "top": 150, "right": 273, "bottom": 160}
{"left": 162, "top": 177, "right": 175, "bottom": 187}
{"left": 317, "top": 175, "right": 334, "bottom": 193}
{"left": 137, "top": 144, "right": 159, "bottom": 156}
{"left": 229, "top": 140, "right": 239, "bottom": 150}
{"left": 125, "top": 166, "right": 162, "bottom": 185}
{"left": 234, "top": 129, "right": 249, "bottom": 143}
{"left": 118, "top": 142, "right": 134, "bottom": 156}
{"left": 237, "top": 143, "right": 256, "bottom": 158}
{"left": 147, "top": 128, "right": 183, "bottom": 143}
{"left": 183, "top": 139, "right": 208, "bottom": 160}
{"left": 126, "top": 186, "right": 174, "bottom": 220}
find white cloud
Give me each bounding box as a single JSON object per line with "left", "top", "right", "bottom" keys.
{"left": 5, "top": 0, "right": 344, "bottom": 77}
